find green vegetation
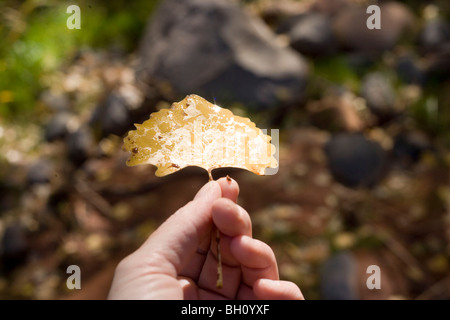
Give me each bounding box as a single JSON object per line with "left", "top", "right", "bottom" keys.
{"left": 313, "top": 56, "right": 363, "bottom": 93}
{"left": 0, "top": 0, "right": 159, "bottom": 119}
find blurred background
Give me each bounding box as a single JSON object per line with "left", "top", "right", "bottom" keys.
{"left": 0, "top": 0, "right": 449, "bottom": 300}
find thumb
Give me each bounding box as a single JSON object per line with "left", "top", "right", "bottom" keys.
{"left": 138, "top": 180, "right": 222, "bottom": 272}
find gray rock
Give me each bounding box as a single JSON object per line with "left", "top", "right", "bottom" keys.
{"left": 324, "top": 133, "right": 387, "bottom": 188}
{"left": 333, "top": 2, "right": 415, "bottom": 54}
{"left": 418, "top": 19, "right": 450, "bottom": 54}
{"left": 66, "top": 126, "right": 95, "bottom": 166}
{"left": 320, "top": 251, "right": 358, "bottom": 300}
{"left": 310, "top": 0, "right": 352, "bottom": 17}
{"left": 307, "top": 92, "right": 364, "bottom": 132}
{"left": 44, "top": 112, "right": 72, "bottom": 142}
{"left": 26, "top": 159, "right": 54, "bottom": 185}
{"left": 393, "top": 131, "right": 432, "bottom": 167}
{"left": 257, "top": 0, "right": 311, "bottom": 30}
{"left": 90, "top": 92, "right": 131, "bottom": 137}
{"left": 1, "top": 222, "right": 29, "bottom": 272}
{"left": 395, "top": 55, "right": 425, "bottom": 86}
{"left": 361, "top": 72, "right": 396, "bottom": 118}
{"left": 137, "top": 0, "right": 308, "bottom": 111}
{"left": 287, "top": 13, "right": 336, "bottom": 56}
{"left": 40, "top": 91, "right": 70, "bottom": 112}
{"left": 417, "top": 19, "right": 450, "bottom": 81}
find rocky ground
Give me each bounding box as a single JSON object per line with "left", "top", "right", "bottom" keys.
{"left": 0, "top": 0, "right": 450, "bottom": 300}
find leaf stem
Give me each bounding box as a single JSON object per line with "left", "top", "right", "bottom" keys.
{"left": 207, "top": 171, "right": 222, "bottom": 288}
{"left": 216, "top": 228, "right": 223, "bottom": 289}
{"left": 208, "top": 168, "right": 213, "bottom": 181}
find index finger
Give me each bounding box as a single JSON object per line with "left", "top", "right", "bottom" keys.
{"left": 217, "top": 176, "right": 239, "bottom": 203}
{"left": 138, "top": 181, "right": 222, "bottom": 273}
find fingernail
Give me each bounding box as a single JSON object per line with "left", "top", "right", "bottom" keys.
{"left": 194, "top": 181, "right": 217, "bottom": 200}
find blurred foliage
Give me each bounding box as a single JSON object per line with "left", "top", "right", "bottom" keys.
{"left": 409, "top": 90, "right": 450, "bottom": 146}
{"left": 397, "top": 0, "right": 450, "bottom": 18}
{"left": 0, "top": 0, "right": 159, "bottom": 119}
{"left": 313, "top": 56, "right": 363, "bottom": 94}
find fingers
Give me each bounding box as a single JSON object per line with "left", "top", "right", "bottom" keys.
{"left": 179, "top": 180, "right": 242, "bottom": 282}
{"left": 197, "top": 251, "right": 243, "bottom": 299}
{"left": 196, "top": 233, "right": 282, "bottom": 299}
{"left": 208, "top": 199, "right": 252, "bottom": 268}
{"left": 142, "top": 176, "right": 240, "bottom": 266}
{"left": 212, "top": 198, "right": 251, "bottom": 238}
{"left": 235, "top": 280, "right": 304, "bottom": 300}
{"left": 230, "top": 236, "right": 279, "bottom": 286}
{"left": 195, "top": 200, "right": 253, "bottom": 298}
{"left": 194, "top": 180, "right": 222, "bottom": 201}
{"left": 137, "top": 181, "right": 222, "bottom": 274}
{"left": 217, "top": 176, "right": 239, "bottom": 203}
{"left": 254, "top": 279, "right": 304, "bottom": 300}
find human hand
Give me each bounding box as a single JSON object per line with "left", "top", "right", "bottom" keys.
{"left": 108, "top": 177, "right": 304, "bottom": 300}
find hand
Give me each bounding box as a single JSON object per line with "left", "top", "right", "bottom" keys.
{"left": 108, "top": 177, "right": 304, "bottom": 300}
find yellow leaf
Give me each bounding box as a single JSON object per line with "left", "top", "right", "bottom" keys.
{"left": 123, "top": 94, "right": 277, "bottom": 177}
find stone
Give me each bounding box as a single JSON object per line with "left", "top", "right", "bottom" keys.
{"left": 395, "top": 55, "right": 425, "bottom": 86}
{"left": 333, "top": 2, "right": 415, "bottom": 54}
{"left": 256, "top": 0, "right": 311, "bottom": 29}
{"left": 418, "top": 19, "right": 450, "bottom": 54}
{"left": 66, "top": 126, "right": 95, "bottom": 166}
{"left": 307, "top": 92, "right": 364, "bottom": 132}
{"left": 310, "top": 0, "right": 352, "bottom": 17}
{"left": 90, "top": 92, "right": 131, "bottom": 138}
{"left": 320, "top": 251, "right": 358, "bottom": 300}
{"left": 321, "top": 250, "right": 409, "bottom": 299}
{"left": 0, "top": 222, "right": 29, "bottom": 272}
{"left": 324, "top": 133, "right": 387, "bottom": 188}
{"left": 44, "top": 112, "right": 72, "bottom": 142}
{"left": 360, "top": 72, "right": 396, "bottom": 118}
{"left": 40, "top": 90, "right": 71, "bottom": 112}
{"left": 26, "top": 159, "right": 54, "bottom": 185}
{"left": 137, "top": 0, "right": 308, "bottom": 111}
{"left": 287, "top": 13, "right": 336, "bottom": 57}
{"left": 392, "top": 131, "right": 431, "bottom": 167}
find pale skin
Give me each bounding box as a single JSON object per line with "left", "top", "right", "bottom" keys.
{"left": 108, "top": 177, "right": 304, "bottom": 300}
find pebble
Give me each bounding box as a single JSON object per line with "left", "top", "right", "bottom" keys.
{"left": 320, "top": 251, "right": 358, "bottom": 300}
{"left": 324, "top": 133, "right": 388, "bottom": 188}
